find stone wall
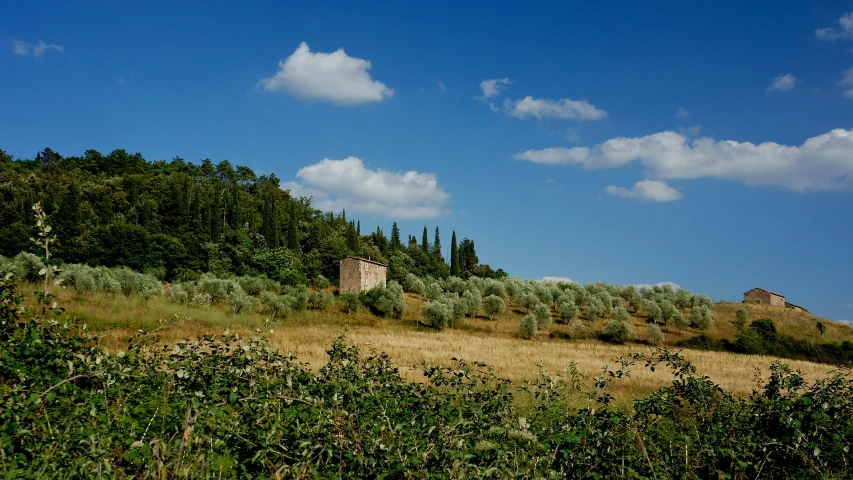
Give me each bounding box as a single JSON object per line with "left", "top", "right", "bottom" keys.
{"left": 339, "top": 257, "right": 387, "bottom": 294}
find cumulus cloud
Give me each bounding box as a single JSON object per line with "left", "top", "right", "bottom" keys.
{"left": 675, "top": 106, "right": 690, "bottom": 119}
{"left": 605, "top": 180, "right": 683, "bottom": 202}
{"left": 540, "top": 276, "right": 575, "bottom": 284}
{"left": 515, "top": 128, "right": 853, "bottom": 192}
{"left": 258, "top": 42, "right": 393, "bottom": 105}
{"left": 816, "top": 12, "right": 853, "bottom": 42}
{"left": 12, "top": 39, "right": 64, "bottom": 58}
{"left": 503, "top": 96, "right": 607, "bottom": 121}
{"left": 479, "top": 78, "right": 511, "bottom": 98}
{"left": 282, "top": 157, "right": 449, "bottom": 219}
{"left": 768, "top": 73, "right": 798, "bottom": 92}
{"left": 840, "top": 67, "right": 853, "bottom": 100}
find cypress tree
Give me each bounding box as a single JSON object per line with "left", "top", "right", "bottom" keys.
{"left": 357, "top": 220, "right": 361, "bottom": 235}
{"left": 391, "top": 222, "right": 402, "bottom": 251}
{"left": 450, "top": 231, "right": 459, "bottom": 276}
{"left": 433, "top": 227, "right": 442, "bottom": 258}
{"left": 422, "top": 227, "right": 429, "bottom": 254}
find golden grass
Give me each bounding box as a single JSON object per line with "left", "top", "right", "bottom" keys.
{"left": 20, "top": 285, "right": 844, "bottom": 404}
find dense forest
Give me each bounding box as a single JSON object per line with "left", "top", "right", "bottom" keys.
{"left": 0, "top": 148, "right": 505, "bottom": 284}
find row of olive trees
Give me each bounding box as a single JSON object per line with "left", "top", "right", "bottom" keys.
{"left": 401, "top": 272, "right": 714, "bottom": 339}
{"left": 0, "top": 253, "right": 163, "bottom": 302}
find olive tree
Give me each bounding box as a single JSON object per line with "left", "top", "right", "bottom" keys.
{"left": 422, "top": 300, "right": 452, "bottom": 329}
{"left": 460, "top": 289, "right": 482, "bottom": 318}
{"left": 604, "top": 320, "right": 633, "bottom": 344}
{"left": 689, "top": 305, "right": 714, "bottom": 330}
{"left": 557, "top": 301, "right": 577, "bottom": 323}
{"left": 585, "top": 297, "right": 606, "bottom": 326}
{"left": 533, "top": 303, "right": 552, "bottom": 327}
{"left": 483, "top": 294, "right": 505, "bottom": 321}
{"left": 519, "top": 314, "right": 537, "bottom": 339}
{"left": 647, "top": 323, "right": 665, "bottom": 346}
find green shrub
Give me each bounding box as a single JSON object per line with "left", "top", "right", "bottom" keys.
{"left": 314, "top": 275, "right": 331, "bottom": 289}
{"left": 188, "top": 293, "right": 212, "bottom": 309}
{"left": 339, "top": 293, "right": 361, "bottom": 314}
{"left": 735, "top": 308, "right": 748, "bottom": 332}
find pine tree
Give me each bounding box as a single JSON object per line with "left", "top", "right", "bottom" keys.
{"left": 391, "top": 222, "right": 402, "bottom": 251}
{"left": 422, "top": 227, "right": 429, "bottom": 254}
{"left": 450, "top": 231, "right": 459, "bottom": 276}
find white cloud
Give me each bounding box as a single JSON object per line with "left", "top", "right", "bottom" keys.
{"left": 117, "top": 75, "right": 124, "bottom": 85}
{"left": 283, "top": 157, "right": 449, "bottom": 219}
{"left": 515, "top": 128, "right": 853, "bottom": 192}
{"left": 605, "top": 179, "right": 683, "bottom": 202}
{"left": 437, "top": 81, "right": 446, "bottom": 93}
{"left": 514, "top": 147, "right": 592, "bottom": 165}
{"left": 12, "top": 39, "right": 64, "bottom": 58}
{"left": 675, "top": 106, "right": 690, "bottom": 119}
{"left": 837, "top": 319, "right": 853, "bottom": 326}
{"left": 840, "top": 67, "right": 853, "bottom": 99}
{"left": 540, "top": 276, "right": 575, "bottom": 284}
{"left": 258, "top": 42, "right": 393, "bottom": 105}
{"left": 503, "top": 96, "right": 607, "bottom": 121}
{"left": 479, "top": 78, "right": 511, "bottom": 98}
{"left": 816, "top": 12, "right": 853, "bottom": 42}
{"left": 768, "top": 73, "right": 797, "bottom": 92}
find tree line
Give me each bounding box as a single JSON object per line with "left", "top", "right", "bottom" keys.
{"left": 0, "top": 148, "right": 504, "bottom": 284}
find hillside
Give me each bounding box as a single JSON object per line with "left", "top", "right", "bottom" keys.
{"left": 13, "top": 279, "right": 850, "bottom": 403}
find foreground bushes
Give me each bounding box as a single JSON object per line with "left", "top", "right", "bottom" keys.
{"left": 1, "top": 280, "right": 852, "bottom": 478}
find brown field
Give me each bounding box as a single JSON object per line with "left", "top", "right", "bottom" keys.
{"left": 21, "top": 285, "right": 851, "bottom": 403}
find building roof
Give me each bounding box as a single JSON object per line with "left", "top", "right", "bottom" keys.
{"left": 341, "top": 256, "right": 387, "bottom": 267}
{"left": 744, "top": 287, "right": 785, "bottom": 297}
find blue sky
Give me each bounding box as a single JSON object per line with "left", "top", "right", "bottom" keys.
{"left": 2, "top": 1, "right": 853, "bottom": 321}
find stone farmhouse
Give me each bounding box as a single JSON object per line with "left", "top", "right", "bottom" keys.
{"left": 743, "top": 288, "right": 807, "bottom": 312}
{"left": 743, "top": 288, "right": 785, "bottom": 307}
{"left": 339, "top": 256, "right": 387, "bottom": 295}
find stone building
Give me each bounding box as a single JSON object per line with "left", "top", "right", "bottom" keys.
{"left": 339, "top": 256, "right": 387, "bottom": 294}
{"left": 743, "top": 288, "right": 785, "bottom": 307}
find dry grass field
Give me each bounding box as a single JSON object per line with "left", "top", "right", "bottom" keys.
{"left": 23, "top": 285, "right": 851, "bottom": 403}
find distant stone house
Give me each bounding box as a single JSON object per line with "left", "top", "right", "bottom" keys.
{"left": 339, "top": 256, "right": 387, "bottom": 295}
{"left": 743, "top": 288, "right": 785, "bottom": 307}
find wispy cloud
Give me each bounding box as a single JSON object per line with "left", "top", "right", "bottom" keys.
{"left": 503, "top": 96, "right": 607, "bottom": 121}
{"left": 258, "top": 42, "right": 393, "bottom": 105}
{"left": 12, "top": 39, "right": 64, "bottom": 58}
{"left": 479, "top": 78, "right": 511, "bottom": 98}
{"left": 675, "top": 106, "right": 690, "bottom": 119}
{"left": 437, "top": 81, "right": 446, "bottom": 93}
{"left": 816, "top": 12, "right": 853, "bottom": 42}
{"left": 768, "top": 73, "right": 797, "bottom": 92}
{"left": 605, "top": 180, "right": 683, "bottom": 202}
